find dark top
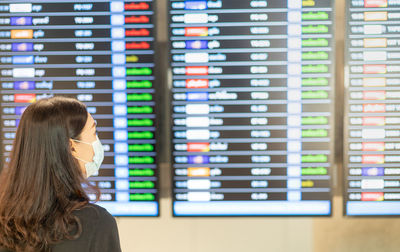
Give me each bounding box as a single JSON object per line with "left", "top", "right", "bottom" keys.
{"left": 0, "top": 203, "right": 121, "bottom": 252}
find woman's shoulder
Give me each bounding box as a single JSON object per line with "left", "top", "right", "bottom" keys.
{"left": 73, "top": 203, "right": 115, "bottom": 224}
{"left": 74, "top": 203, "right": 111, "bottom": 216}
{"left": 0, "top": 204, "right": 119, "bottom": 252}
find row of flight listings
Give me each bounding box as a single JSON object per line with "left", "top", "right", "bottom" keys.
{"left": 0, "top": 0, "right": 397, "bottom": 216}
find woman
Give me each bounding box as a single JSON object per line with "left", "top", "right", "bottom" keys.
{"left": 0, "top": 97, "right": 121, "bottom": 252}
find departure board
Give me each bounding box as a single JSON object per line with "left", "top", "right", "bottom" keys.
{"left": 170, "top": 0, "right": 334, "bottom": 216}
{"left": 0, "top": 1, "right": 159, "bottom": 216}
{"left": 345, "top": 0, "right": 400, "bottom": 216}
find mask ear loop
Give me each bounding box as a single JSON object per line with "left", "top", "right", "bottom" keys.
{"left": 75, "top": 156, "right": 90, "bottom": 164}
{"left": 72, "top": 138, "right": 92, "bottom": 145}
{"left": 71, "top": 139, "right": 92, "bottom": 163}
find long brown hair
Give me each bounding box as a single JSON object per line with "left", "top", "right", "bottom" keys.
{"left": 0, "top": 97, "right": 99, "bottom": 251}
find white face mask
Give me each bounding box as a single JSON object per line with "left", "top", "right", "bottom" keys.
{"left": 73, "top": 135, "right": 104, "bottom": 178}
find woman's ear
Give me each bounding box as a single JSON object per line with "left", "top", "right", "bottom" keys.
{"left": 69, "top": 139, "right": 77, "bottom": 154}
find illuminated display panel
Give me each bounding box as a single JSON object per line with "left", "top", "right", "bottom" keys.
{"left": 0, "top": 0, "right": 159, "bottom": 216}
{"left": 170, "top": 0, "right": 335, "bottom": 216}
{"left": 345, "top": 0, "right": 400, "bottom": 216}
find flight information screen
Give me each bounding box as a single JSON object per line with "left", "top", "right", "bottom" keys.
{"left": 345, "top": 0, "right": 400, "bottom": 216}
{"left": 170, "top": 0, "right": 335, "bottom": 216}
{"left": 0, "top": 0, "right": 159, "bottom": 216}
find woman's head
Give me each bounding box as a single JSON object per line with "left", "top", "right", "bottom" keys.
{"left": 16, "top": 96, "right": 90, "bottom": 176}
{"left": 0, "top": 96, "right": 99, "bottom": 251}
